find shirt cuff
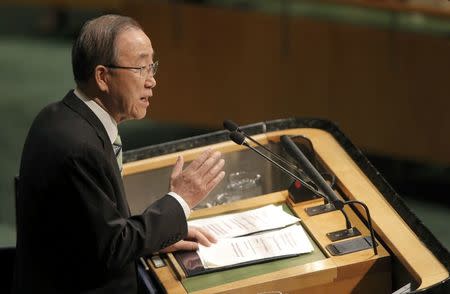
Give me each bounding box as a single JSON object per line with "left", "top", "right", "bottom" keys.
{"left": 167, "top": 192, "right": 191, "bottom": 219}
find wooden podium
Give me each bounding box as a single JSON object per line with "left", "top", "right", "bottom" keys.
{"left": 122, "top": 118, "right": 449, "bottom": 293}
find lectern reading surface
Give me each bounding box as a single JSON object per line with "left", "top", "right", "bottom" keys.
{"left": 122, "top": 118, "right": 449, "bottom": 293}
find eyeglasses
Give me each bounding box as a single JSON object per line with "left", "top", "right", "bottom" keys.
{"left": 106, "top": 60, "right": 158, "bottom": 78}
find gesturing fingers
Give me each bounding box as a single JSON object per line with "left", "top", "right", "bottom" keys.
{"left": 203, "top": 158, "right": 225, "bottom": 183}
{"left": 183, "top": 148, "right": 214, "bottom": 173}
{"left": 195, "top": 151, "right": 222, "bottom": 175}
{"left": 170, "top": 155, "right": 184, "bottom": 180}
{"left": 170, "top": 148, "right": 226, "bottom": 208}
{"left": 205, "top": 170, "right": 225, "bottom": 195}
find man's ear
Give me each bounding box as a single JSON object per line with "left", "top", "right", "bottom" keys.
{"left": 94, "top": 65, "right": 109, "bottom": 92}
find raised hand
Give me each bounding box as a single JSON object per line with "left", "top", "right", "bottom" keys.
{"left": 170, "top": 148, "right": 225, "bottom": 208}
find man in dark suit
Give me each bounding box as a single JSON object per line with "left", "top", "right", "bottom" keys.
{"left": 13, "top": 15, "right": 225, "bottom": 293}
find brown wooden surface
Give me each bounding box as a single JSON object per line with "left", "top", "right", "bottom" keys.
{"left": 148, "top": 192, "right": 390, "bottom": 293}
{"left": 3, "top": 1, "right": 449, "bottom": 162}
{"left": 268, "top": 128, "right": 449, "bottom": 290}
{"left": 5, "top": 0, "right": 124, "bottom": 10}
{"left": 124, "top": 127, "right": 449, "bottom": 292}
{"left": 325, "top": 0, "right": 450, "bottom": 19}
{"left": 9, "top": 0, "right": 450, "bottom": 20}
{"left": 118, "top": 1, "right": 450, "bottom": 165}
{"left": 7, "top": 0, "right": 450, "bottom": 163}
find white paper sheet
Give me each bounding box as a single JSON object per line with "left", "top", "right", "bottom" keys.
{"left": 188, "top": 204, "right": 301, "bottom": 239}
{"left": 197, "top": 224, "right": 314, "bottom": 268}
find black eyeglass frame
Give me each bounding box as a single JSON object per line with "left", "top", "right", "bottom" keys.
{"left": 105, "top": 60, "right": 158, "bottom": 77}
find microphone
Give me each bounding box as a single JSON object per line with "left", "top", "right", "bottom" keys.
{"left": 223, "top": 119, "right": 240, "bottom": 132}
{"left": 224, "top": 120, "right": 303, "bottom": 175}
{"left": 280, "top": 135, "right": 378, "bottom": 254}
{"left": 280, "top": 135, "right": 344, "bottom": 210}
{"left": 228, "top": 131, "right": 378, "bottom": 255}
{"left": 228, "top": 131, "right": 329, "bottom": 201}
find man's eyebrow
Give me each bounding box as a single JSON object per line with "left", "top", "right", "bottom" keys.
{"left": 138, "top": 51, "right": 156, "bottom": 60}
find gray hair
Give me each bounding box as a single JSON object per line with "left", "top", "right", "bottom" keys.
{"left": 72, "top": 14, "right": 142, "bottom": 85}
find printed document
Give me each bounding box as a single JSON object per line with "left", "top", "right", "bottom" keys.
{"left": 197, "top": 224, "right": 314, "bottom": 268}
{"left": 188, "top": 204, "right": 301, "bottom": 239}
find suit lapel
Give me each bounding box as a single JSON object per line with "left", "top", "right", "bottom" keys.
{"left": 62, "top": 90, "right": 131, "bottom": 216}
{"left": 62, "top": 90, "right": 110, "bottom": 149}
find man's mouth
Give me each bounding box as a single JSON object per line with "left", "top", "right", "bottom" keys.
{"left": 140, "top": 96, "right": 150, "bottom": 105}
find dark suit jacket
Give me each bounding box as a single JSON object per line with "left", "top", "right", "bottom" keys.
{"left": 13, "top": 91, "right": 187, "bottom": 293}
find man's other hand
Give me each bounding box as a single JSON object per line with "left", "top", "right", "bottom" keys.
{"left": 160, "top": 226, "right": 217, "bottom": 253}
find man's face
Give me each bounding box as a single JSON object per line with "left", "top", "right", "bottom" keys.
{"left": 105, "top": 28, "right": 156, "bottom": 122}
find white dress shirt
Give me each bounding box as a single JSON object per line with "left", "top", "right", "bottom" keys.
{"left": 74, "top": 88, "right": 191, "bottom": 219}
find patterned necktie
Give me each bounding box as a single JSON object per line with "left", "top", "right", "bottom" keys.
{"left": 113, "top": 134, "right": 123, "bottom": 173}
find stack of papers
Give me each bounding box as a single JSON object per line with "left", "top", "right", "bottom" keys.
{"left": 188, "top": 205, "right": 314, "bottom": 269}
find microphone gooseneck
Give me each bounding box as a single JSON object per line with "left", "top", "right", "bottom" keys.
{"left": 224, "top": 119, "right": 303, "bottom": 175}
{"left": 229, "top": 131, "right": 329, "bottom": 201}
{"left": 280, "top": 135, "right": 344, "bottom": 210}
{"left": 227, "top": 126, "right": 377, "bottom": 255}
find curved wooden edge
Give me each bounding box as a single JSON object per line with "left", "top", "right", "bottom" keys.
{"left": 191, "top": 259, "right": 338, "bottom": 294}
{"left": 124, "top": 127, "right": 449, "bottom": 290}
{"left": 167, "top": 252, "right": 187, "bottom": 280}
{"left": 148, "top": 255, "right": 186, "bottom": 294}
{"left": 185, "top": 192, "right": 390, "bottom": 293}
{"left": 122, "top": 139, "right": 259, "bottom": 176}
{"left": 270, "top": 128, "right": 449, "bottom": 289}
{"left": 189, "top": 190, "right": 286, "bottom": 220}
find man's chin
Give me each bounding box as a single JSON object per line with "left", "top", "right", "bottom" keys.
{"left": 135, "top": 110, "right": 148, "bottom": 120}
{"left": 120, "top": 111, "right": 147, "bottom": 123}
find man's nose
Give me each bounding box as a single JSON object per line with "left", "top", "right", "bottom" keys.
{"left": 145, "top": 76, "right": 156, "bottom": 88}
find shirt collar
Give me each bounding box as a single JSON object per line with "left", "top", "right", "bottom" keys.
{"left": 73, "top": 88, "right": 118, "bottom": 144}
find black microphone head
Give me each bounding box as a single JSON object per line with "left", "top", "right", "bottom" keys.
{"left": 223, "top": 119, "right": 240, "bottom": 132}
{"left": 229, "top": 131, "right": 246, "bottom": 145}
{"left": 280, "top": 135, "right": 290, "bottom": 145}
